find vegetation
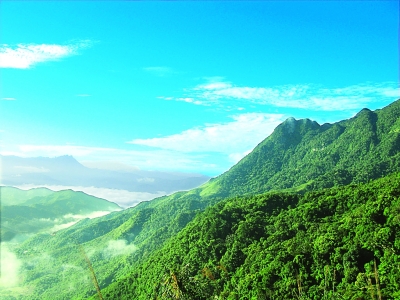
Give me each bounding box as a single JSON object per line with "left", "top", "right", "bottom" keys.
{"left": 1, "top": 100, "right": 400, "bottom": 299}
{"left": 1, "top": 188, "right": 121, "bottom": 242}
{"left": 101, "top": 172, "right": 400, "bottom": 299}
{"left": 214, "top": 101, "right": 400, "bottom": 196}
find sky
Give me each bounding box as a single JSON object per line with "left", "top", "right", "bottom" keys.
{"left": 1, "top": 1, "right": 399, "bottom": 177}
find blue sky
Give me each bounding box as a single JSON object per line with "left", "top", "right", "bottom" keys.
{"left": 1, "top": 1, "right": 399, "bottom": 176}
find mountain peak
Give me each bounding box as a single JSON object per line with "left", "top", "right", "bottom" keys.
{"left": 355, "top": 107, "right": 373, "bottom": 117}
{"left": 279, "top": 117, "right": 320, "bottom": 135}
{"left": 54, "top": 155, "right": 82, "bottom": 165}
{"left": 282, "top": 117, "right": 297, "bottom": 133}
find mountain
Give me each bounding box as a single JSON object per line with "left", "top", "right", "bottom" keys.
{"left": 101, "top": 172, "right": 400, "bottom": 299}
{"left": 210, "top": 99, "right": 400, "bottom": 196}
{"left": 1, "top": 154, "right": 210, "bottom": 195}
{"left": 0, "top": 187, "right": 121, "bottom": 242}
{"left": 4, "top": 99, "right": 400, "bottom": 299}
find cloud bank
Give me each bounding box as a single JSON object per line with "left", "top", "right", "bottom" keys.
{"left": 0, "top": 40, "right": 93, "bottom": 68}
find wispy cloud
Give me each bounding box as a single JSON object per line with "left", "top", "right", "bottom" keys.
{"left": 1, "top": 97, "right": 16, "bottom": 101}
{"left": 0, "top": 245, "right": 22, "bottom": 288}
{"left": 0, "top": 40, "right": 94, "bottom": 69}
{"left": 129, "top": 113, "right": 285, "bottom": 154}
{"left": 103, "top": 240, "right": 138, "bottom": 258}
{"left": 143, "top": 66, "right": 176, "bottom": 77}
{"left": 160, "top": 79, "right": 399, "bottom": 111}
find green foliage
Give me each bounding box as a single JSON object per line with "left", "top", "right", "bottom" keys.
{"left": 0, "top": 188, "right": 121, "bottom": 242}
{"left": 103, "top": 172, "right": 400, "bottom": 299}
{"left": 214, "top": 101, "right": 400, "bottom": 196}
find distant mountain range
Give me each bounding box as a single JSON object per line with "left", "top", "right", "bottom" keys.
{"left": 1, "top": 154, "right": 210, "bottom": 198}
{"left": 2, "top": 99, "right": 400, "bottom": 299}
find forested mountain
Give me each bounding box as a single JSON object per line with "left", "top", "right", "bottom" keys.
{"left": 211, "top": 99, "right": 400, "bottom": 196}
{"left": 101, "top": 172, "right": 400, "bottom": 299}
{"left": 3, "top": 100, "right": 400, "bottom": 299}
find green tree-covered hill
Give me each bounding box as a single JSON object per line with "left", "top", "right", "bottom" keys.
{"left": 1, "top": 188, "right": 121, "bottom": 242}
{"left": 101, "top": 172, "right": 400, "bottom": 299}
{"left": 213, "top": 99, "right": 400, "bottom": 196}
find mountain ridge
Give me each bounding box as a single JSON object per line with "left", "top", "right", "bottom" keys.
{"left": 210, "top": 99, "right": 400, "bottom": 196}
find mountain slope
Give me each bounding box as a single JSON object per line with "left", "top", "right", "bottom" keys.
{"left": 102, "top": 172, "right": 400, "bottom": 299}
{"left": 7, "top": 99, "right": 400, "bottom": 299}
{"left": 212, "top": 99, "right": 400, "bottom": 196}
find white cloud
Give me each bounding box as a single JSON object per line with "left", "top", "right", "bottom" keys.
{"left": 103, "top": 240, "right": 138, "bottom": 258}
{"left": 0, "top": 245, "right": 22, "bottom": 288}
{"left": 161, "top": 80, "right": 399, "bottom": 111}
{"left": 1, "top": 97, "right": 16, "bottom": 101}
{"left": 0, "top": 40, "right": 93, "bottom": 69}
{"left": 47, "top": 211, "right": 117, "bottom": 232}
{"left": 129, "top": 113, "right": 285, "bottom": 154}
{"left": 195, "top": 81, "right": 233, "bottom": 90}
{"left": 50, "top": 221, "right": 79, "bottom": 232}
{"left": 64, "top": 211, "right": 115, "bottom": 219}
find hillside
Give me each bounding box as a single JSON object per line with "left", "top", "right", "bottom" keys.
{"left": 101, "top": 172, "right": 400, "bottom": 299}
{"left": 211, "top": 99, "right": 400, "bottom": 196}
{"left": 1, "top": 188, "right": 121, "bottom": 242}
{"left": 0, "top": 187, "right": 54, "bottom": 206}
{"left": 4, "top": 99, "right": 400, "bottom": 299}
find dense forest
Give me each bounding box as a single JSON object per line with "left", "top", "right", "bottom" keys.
{"left": 1, "top": 100, "right": 400, "bottom": 299}
{"left": 102, "top": 172, "right": 400, "bottom": 299}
